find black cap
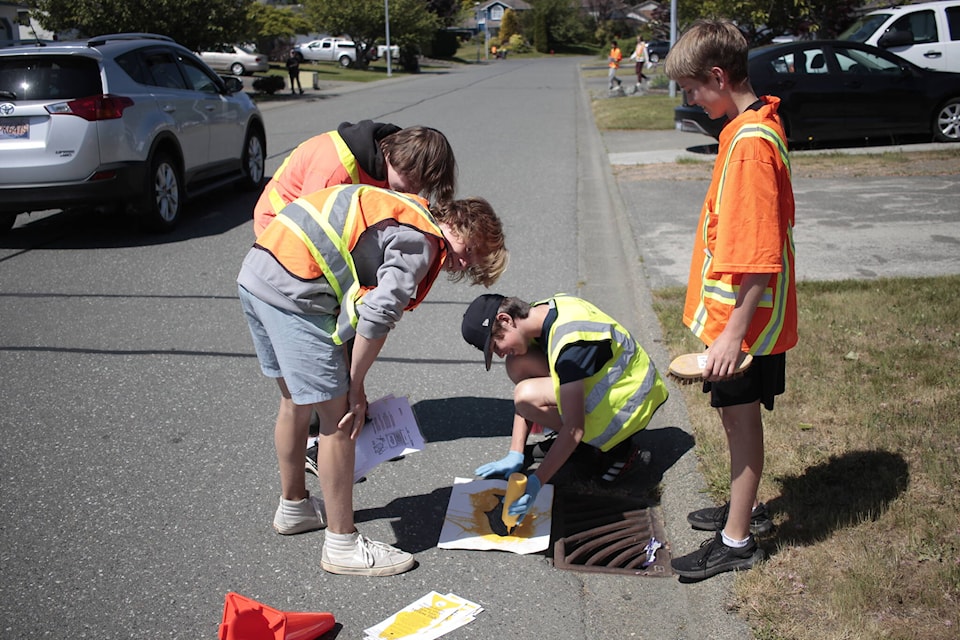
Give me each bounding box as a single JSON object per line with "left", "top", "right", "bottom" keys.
{"left": 461, "top": 294, "right": 505, "bottom": 371}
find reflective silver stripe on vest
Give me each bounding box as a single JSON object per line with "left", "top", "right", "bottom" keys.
{"left": 593, "top": 358, "right": 660, "bottom": 449}
{"left": 550, "top": 319, "right": 627, "bottom": 413}
{"left": 550, "top": 319, "right": 659, "bottom": 449}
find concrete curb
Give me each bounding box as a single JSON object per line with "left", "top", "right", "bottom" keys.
{"left": 575, "top": 68, "right": 753, "bottom": 640}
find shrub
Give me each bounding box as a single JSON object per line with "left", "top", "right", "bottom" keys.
{"left": 252, "top": 75, "right": 285, "bottom": 95}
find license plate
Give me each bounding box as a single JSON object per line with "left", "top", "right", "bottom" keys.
{"left": 0, "top": 118, "right": 29, "bottom": 140}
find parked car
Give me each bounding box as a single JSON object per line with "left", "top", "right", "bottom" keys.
{"left": 646, "top": 39, "right": 670, "bottom": 63}
{"left": 292, "top": 38, "right": 357, "bottom": 67}
{"left": 674, "top": 40, "right": 960, "bottom": 145}
{"left": 198, "top": 43, "right": 268, "bottom": 76}
{"left": 0, "top": 33, "right": 266, "bottom": 233}
{"left": 838, "top": 0, "right": 960, "bottom": 73}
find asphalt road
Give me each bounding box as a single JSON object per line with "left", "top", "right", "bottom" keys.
{"left": 2, "top": 58, "right": 958, "bottom": 640}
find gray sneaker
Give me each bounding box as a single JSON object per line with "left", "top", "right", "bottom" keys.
{"left": 321, "top": 534, "right": 415, "bottom": 577}
{"left": 273, "top": 493, "right": 326, "bottom": 535}
{"left": 686, "top": 501, "right": 773, "bottom": 535}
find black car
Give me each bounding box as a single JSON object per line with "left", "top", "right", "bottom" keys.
{"left": 646, "top": 40, "right": 670, "bottom": 63}
{"left": 674, "top": 40, "right": 960, "bottom": 144}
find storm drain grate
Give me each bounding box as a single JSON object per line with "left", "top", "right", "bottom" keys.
{"left": 552, "top": 492, "right": 672, "bottom": 577}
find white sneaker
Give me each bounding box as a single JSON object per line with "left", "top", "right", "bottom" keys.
{"left": 273, "top": 493, "right": 326, "bottom": 535}
{"left": 321, "top": 534, "right": 415, "bottom": 576}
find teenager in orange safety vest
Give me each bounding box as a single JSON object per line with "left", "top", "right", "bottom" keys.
{"left": 608, "top": 40, "right": 623, "bottom": 90}
{"left": 252, "top": 120, "right": 457, "bottom": 236}
{"left": 238, "top": 183, "right": 507, "bottom": 577}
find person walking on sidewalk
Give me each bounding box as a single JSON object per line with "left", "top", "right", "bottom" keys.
{"left": 238, "top": 185, "right": 508, "bottom": 576}
{"left": 629, "top": 35, "right": 650, "bottom": 93}
{"left": 460, "top": 293, "right": 669, "bottom": 518}
{"left": 286, "top": 51, "right": 303, "bottom": 94}
{"left": 608, "top": 40, "right": 623, "bottom": 91}
{"left": 664, "top": 20, "right": 797, "bottom": 581}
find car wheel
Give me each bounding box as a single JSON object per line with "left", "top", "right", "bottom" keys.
{"left": 649, "top": 52, "right": 660, "bottom": 63}
{"left": 238, "top": 127, "right": 266, "bottom": 191}
{"left": 338, "top": 55, "right": 352, "bottom": 68}
{"left": 230, "top": 62, "right": 245, "bottom": 76}
{"left": 293, "top": 51, "right": 304, "bottom": 63}
{"left": 0, "top": 212, "right": 17, "bottom": 234}
{"left": 933, "top": 97, "right": 960, "bottom": 142}
{"left": 138, "top": 151, "right": 182, "bottom": 232}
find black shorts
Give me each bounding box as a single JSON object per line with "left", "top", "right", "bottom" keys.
{"left": 703, "top": 353, "right": 786, "bottom": 410}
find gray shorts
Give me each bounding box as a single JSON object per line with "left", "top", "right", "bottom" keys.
{"left": 238, "top": 285, "right": 349, "bottom": 405}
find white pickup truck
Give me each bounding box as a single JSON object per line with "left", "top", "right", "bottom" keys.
{"left": 292, "top": 38, "right": 400, "bottom": 67}
{"left": 292, "top": 38, "right": 358, "bottom": 67}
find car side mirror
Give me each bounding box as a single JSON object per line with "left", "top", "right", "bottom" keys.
{"left": 221, "top": 75, "right": 243, "bottom": 94}
{"left": 878, "top": 30, "right": 914, "bottom": 49}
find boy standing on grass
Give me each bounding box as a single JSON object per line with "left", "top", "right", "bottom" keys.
{"left": 663, "top": 20, "right": 797, "bottom": 581}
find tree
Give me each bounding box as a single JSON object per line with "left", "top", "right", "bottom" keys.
{"left": 528, "top": 0, "right": 587, "bottom": 51}
{"left": 246, "top": 2, "right": 313, "bottom": 58}
{"left": 29, "top": 0, "right": 254, "bottom": 51}
{"left": 304, "top": 0, "right": 440, "bottom": 70}
{"left": 672, "top": 0, "right": 863, "bottom": 43}
{"left": 499, "top": 8, "right": 520, "bottom": 45}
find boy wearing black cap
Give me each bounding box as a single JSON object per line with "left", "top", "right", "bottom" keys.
{"left": 461, "top": 293, "right": 669, "bottom": 521}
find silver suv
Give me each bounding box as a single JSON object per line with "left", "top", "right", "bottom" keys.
{"left": 0, "top": 33, "right": 266, "bottom": 233}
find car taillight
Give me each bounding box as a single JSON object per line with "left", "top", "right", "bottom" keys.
{"left": 45, "top": 95, "right": 134, "bottom": 121}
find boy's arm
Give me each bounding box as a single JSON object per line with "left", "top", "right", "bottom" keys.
{"left": 532, "top": 380, "right": 585, "bottom": 485}
{"left": 340, "top": 333, "right": 388, "bottom": 438}
{"left": 704, "top": 273, "right": 769, "bottom": 381}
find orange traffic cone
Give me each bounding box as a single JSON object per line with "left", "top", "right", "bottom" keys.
{"left": 218, "top": 592, "right": 336, "bottom": 640}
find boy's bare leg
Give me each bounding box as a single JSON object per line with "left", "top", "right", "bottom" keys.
{"left": 719, "top": 401, "right": 764, "bottom": 541}
{"left": 312, "top": 394, "right": 354, "bottom": 534}
{"left": 275, "top": 379, "right": 313, "bottom": 501}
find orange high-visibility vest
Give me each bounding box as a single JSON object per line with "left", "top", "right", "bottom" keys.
{"left": 253, "top": 130, "right": 388, "bottom": 236}
{"left": 255, "top": 184, "right": 446, "bottom": 344}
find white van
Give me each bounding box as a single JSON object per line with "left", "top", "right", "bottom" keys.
{"left": 839, "top": 1, "right": 960, "bottom": 73}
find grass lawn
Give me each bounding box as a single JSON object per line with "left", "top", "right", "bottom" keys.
{"left": 588, "top": 59, "right": 960, "bottom": 640}
{"left": 653, "top": 279, "right": 960, "bottom": 639}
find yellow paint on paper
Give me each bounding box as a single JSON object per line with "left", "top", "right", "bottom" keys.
{"left": 379, "top": 593, "right": 462, "bottom": 639}
{"left": 443, "top": 486, "right": 539, "bottom": 543}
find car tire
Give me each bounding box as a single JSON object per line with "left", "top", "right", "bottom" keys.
{"left": 230, "top": 62, "right": 245, "bottom": 76}
{"left": 0, "top": 212, "right": 17, "bottom": 234}
{"left": 293, "top": 51, "right": 304, "bottom": 63}
{"left": 649, "top": 52, "right": 660, "bottom": 63}
{"left": 238, "top": 127, "right": 266, "bottom": 191}
{"left": 138, "top": 151, "right": 183, "bottom": 232}
{"left": 933, "top": 97, "right": 960, "bottom": 142}
{"left": 338, "top": 55, "right": 352, "bottom": 68}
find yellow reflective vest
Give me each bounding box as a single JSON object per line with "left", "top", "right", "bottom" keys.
{"left": 541, "top": 295, "right": 668, "bottom": 452}
{"left": 255, "top": 184, "right": 446, "bottom": 344}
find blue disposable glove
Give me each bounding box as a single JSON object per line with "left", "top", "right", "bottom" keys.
{"left": 507, "top": 475, "right": 542, "bottom": 524}
{"left": 474, "top": 451, "right": 524, "bottom": 479}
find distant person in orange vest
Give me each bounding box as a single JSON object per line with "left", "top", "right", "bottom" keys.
{"left": 608, "top": 40, "right": 623, "bottom": 90}
{"left": 252, "top": 121, "right": 457, "bottom": 236}
{"left": 239, "top": 184, "right": 508, "bottom": 576}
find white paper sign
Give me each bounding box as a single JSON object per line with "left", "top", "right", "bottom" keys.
{"left": 438, "top": 477, "right": 553, "bottom": 554}
{"left": 354, "top": 395, "right": 425, "bottom": 482}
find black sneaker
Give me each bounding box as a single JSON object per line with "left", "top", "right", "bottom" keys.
{"left": 597, "top": 440, "right": 648, "bottom": 483}
{"left": 671, "top": 531, "right": 765, "bottom": 580}
{"left": 686, "top": 501, "right": 773, "bottom": 535}
{"left": 305, "top": 443, "right": 319, "bottom": 477}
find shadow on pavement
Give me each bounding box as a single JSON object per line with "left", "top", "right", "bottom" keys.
{"left": 413, "top": 397, "right": 516, "bottom": 442}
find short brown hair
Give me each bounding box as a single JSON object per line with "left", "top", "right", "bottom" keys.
{"left": 665, "top": 20, "right": 749, "bottom": 84}
{"left": 380, "top": 126, "right": 457, "bottom": 203}
{"left": 431, "top": 197, "right": 508, "bottom": 287}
